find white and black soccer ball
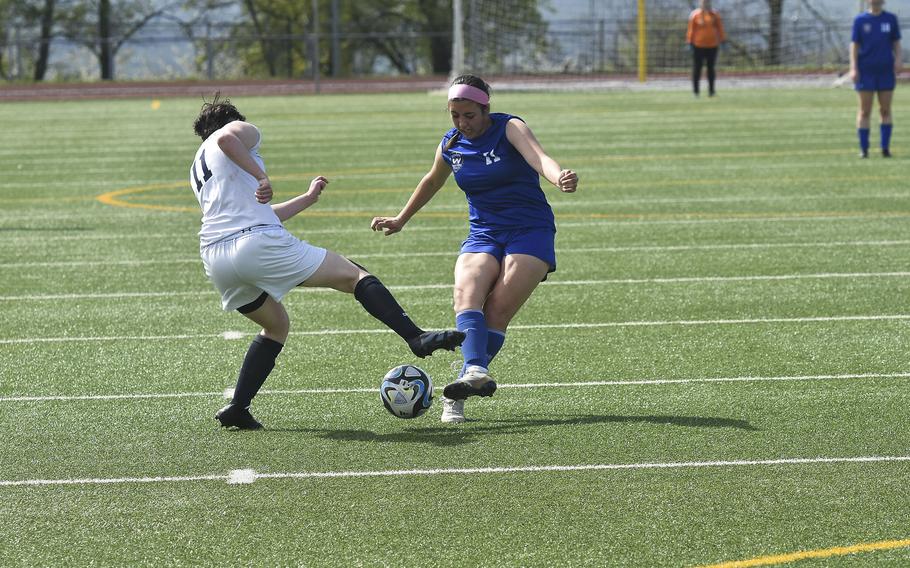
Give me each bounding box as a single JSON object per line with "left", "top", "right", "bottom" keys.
{"left": 379, "top": 365, "right": 433, "bottom": 419}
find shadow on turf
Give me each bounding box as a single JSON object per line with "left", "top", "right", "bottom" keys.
{"left": 272, "top": 414, "right": 757, "bottom": 447}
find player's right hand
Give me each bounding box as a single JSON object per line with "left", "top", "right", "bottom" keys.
{"left": 255, "top": 177, "right": 273, "bottom": 203}
{"left": 850, "top": 68, "right": 858, "bottom": 83}
{"left": 370, "top": 216, "right": 405, "bottom": 236}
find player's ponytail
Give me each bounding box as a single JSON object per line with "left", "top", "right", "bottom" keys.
{"left": 443, "top": 132, "right": 461, "bottom": 152}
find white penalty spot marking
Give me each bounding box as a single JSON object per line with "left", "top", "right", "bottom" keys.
{"left": 227, "top": 469, "right": 257, "bottom": 485}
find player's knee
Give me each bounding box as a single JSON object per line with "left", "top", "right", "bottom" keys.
{"left": 266, "top": 312, "right": 290, "bottom": 343}
{"left": 346, "top": 270, "right": 371, "bottom": 294}
{"left": 452, "top": 285, "right": 480, "bottom": 312}
{"left": 483, "top": 305, "right": 512, "bottom": 331}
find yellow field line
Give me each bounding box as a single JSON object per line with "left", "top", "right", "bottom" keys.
{"left": 95, "top": 182, "right": 191, "bottom": 213}
{"left": 95, "top": 183, "right": 910, "bottom": 221}
{"left": 94, "top": 155, "right": 910, "bottom": 219}
{"left": 697, "top": 538, "right": 910, "bottom": 568}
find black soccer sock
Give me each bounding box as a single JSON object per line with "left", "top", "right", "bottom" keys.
{"left": 354, "top": 275, "right": 423, "bottom": 341}
{"left": 230, "top": 335, "right": 284, "bottom": 408}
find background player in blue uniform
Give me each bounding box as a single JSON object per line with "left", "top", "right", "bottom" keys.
{"left": 850, "top": 0, "right": 902, "bottom": 157}
{"left": 371, "top": 75, "right": 578, "bottom": 423}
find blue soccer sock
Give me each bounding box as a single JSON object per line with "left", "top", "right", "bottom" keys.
{"left": 881, "top": 123, "right": 893, "bottom": 150}
{"left": 486, "top": 329, "right": 506, "bottom": 363}
{"left": 858, "top": 128, "right": 871, "bottom": 153}
{"left": 456, "top": 310, "right": 488, "bottom": 374}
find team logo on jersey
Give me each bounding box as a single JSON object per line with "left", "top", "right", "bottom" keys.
{"left": 882, "top": 22, "right": 892, "bottom": 33}
{"left": 864, "top": 23, "right": 872, "bottom": 33}
{"left": 483, "top": 149, "right": 501, "bottom": 165}
{"left": 451, "top": 152, "right": 463, "bottom": 173}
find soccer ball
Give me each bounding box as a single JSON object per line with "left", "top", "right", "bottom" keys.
{"left": 379, "top": 365, "right": 433, "bottom": 419}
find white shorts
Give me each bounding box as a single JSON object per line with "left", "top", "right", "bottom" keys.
{"left": 200, "top": 226, "right": 327, "bottom": 311}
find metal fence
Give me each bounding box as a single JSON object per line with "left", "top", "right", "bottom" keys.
{"left": 0, "top": 19, "right": 877, "bottom": 82}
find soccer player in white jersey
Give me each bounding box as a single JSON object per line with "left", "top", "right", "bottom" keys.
{"left": 190, "top": 96, "right": 464, "bottom": 430}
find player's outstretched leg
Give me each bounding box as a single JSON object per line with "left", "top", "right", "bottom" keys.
{"left": 217, "top": 293, "right": 288, "bottom": 430}
{"left": 301, "top": 251, "right": 464, "bottom": 357}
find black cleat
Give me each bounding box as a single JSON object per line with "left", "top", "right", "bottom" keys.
{"left": 882, "top": 148, "right": 892, "bottom": 158}
{"left": 407, "top": 330, "right": 465, "bottom": 358}
{"left": 860, "top": 150, "right": 869, "bottom": 159}
{"left": 215, "top": 404, "right": 263, "bottom": 430}
{"left": 442, "top": 366, "right": 497, "bottom": 400}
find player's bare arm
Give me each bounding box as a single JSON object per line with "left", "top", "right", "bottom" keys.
{"left": 271, "top": 176, "right": 328, "bottom": 222}
{"left": 505, "top": 119, "right": 578, "bottom": 193}
{"left": 215, "top": 121, "right": 272, "bottom": 204}
{"left": 895, "top": 40, "right": 903, "bottom": 73}
{"left": 850, "top": 42, "right": 859, "bottom": 83}
{"left": 371, "top": 144, "right": 451, "bottom": 235}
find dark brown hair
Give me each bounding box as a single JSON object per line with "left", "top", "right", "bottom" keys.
{"left": 444, "top": 74, "right": 491, "bottom": 151}
{"left": 193, "top": 93, "right": 245, "bottom": 140}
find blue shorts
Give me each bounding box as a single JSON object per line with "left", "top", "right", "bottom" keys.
{"left": 460, "top": 227, "right": 556, "bottom": 274}
{"left": 855, "top": 70, "right": 896, "bottom": 92}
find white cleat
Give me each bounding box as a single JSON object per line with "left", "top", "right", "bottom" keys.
{"left": 441, "top": 397, "right": 465, "bottom": 424}
{"left": 442, "top": 365, "right": 497, "bottom": 400}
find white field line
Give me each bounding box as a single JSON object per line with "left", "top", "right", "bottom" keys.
{"left": 551, "top": 192, "right": 910, "bottom": 206}
{"left": 3, "top": 371, "right": 910, "bottom": 403}
{"left": 4, "top": 271, "right": 910, "bottom": 302}
{"left": 0, "top": 328, "right": 388, "bottom": 345}
{"left": 0, "top": 224, "right": 470, "bottom": 243}
{"left": 554, "top": 213, "right": 910, "bottom": 228}
{"left": 307, "top": 191, "right": 910, "bottom": 212}
{"left": 2, "top": 212, "right": 908, "bottom": 237}
{"left": 2, "top": 455, "right": 908, "bottom": 488}
{"left": 2, "top": 190, "right": 906, "bottom": 210}
{"left": 3, "top": 240, "right": 910, "bottom": 269}
{"left": 3, "top": 314, "right": 910, "bottom": 346}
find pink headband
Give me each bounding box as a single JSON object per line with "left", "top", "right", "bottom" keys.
{"left": 448, "top": 84, "right": 490, "bottom": 106}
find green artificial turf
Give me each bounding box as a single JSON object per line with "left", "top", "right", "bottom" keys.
{"left": 1, "top": 88, "right": 909, "bottom": 567}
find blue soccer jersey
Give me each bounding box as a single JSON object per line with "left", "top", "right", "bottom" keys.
{"left": 853, "top": 10, "right": 901, "bottom": 72}
{"left": 441, "top": 113, "right": 556, "bottom": 232}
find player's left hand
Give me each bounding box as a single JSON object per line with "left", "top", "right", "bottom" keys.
{"left": 305, "top": 176, "right": 329, "bottom": 201}
{"left": 255, "top": 176, "right": 273, "bottom": 203}
{"left": 557, "top": 169, "right": 577, "bottom": 193}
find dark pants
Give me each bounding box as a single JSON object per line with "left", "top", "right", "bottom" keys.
{"left": 692, "top": 47, "right": 718, "bottom": 95}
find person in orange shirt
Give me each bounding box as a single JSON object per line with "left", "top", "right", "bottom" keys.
{"left": 687, "top": 0, "right": 727, "bottom": 97}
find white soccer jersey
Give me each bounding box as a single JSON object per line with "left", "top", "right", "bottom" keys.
{"left": 189, "top": 125, "right": 281, "bottom": 247}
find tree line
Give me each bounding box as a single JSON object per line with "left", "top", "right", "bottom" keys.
{"left": 0, "top": 0, "right": 545, "bottom": 81}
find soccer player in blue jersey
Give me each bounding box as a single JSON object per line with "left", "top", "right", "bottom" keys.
{"left": 851, "top": 0, "right": 902, "bottom": 158}
{"left": 371, "top": 75, "right": 578, "bottom": 423}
